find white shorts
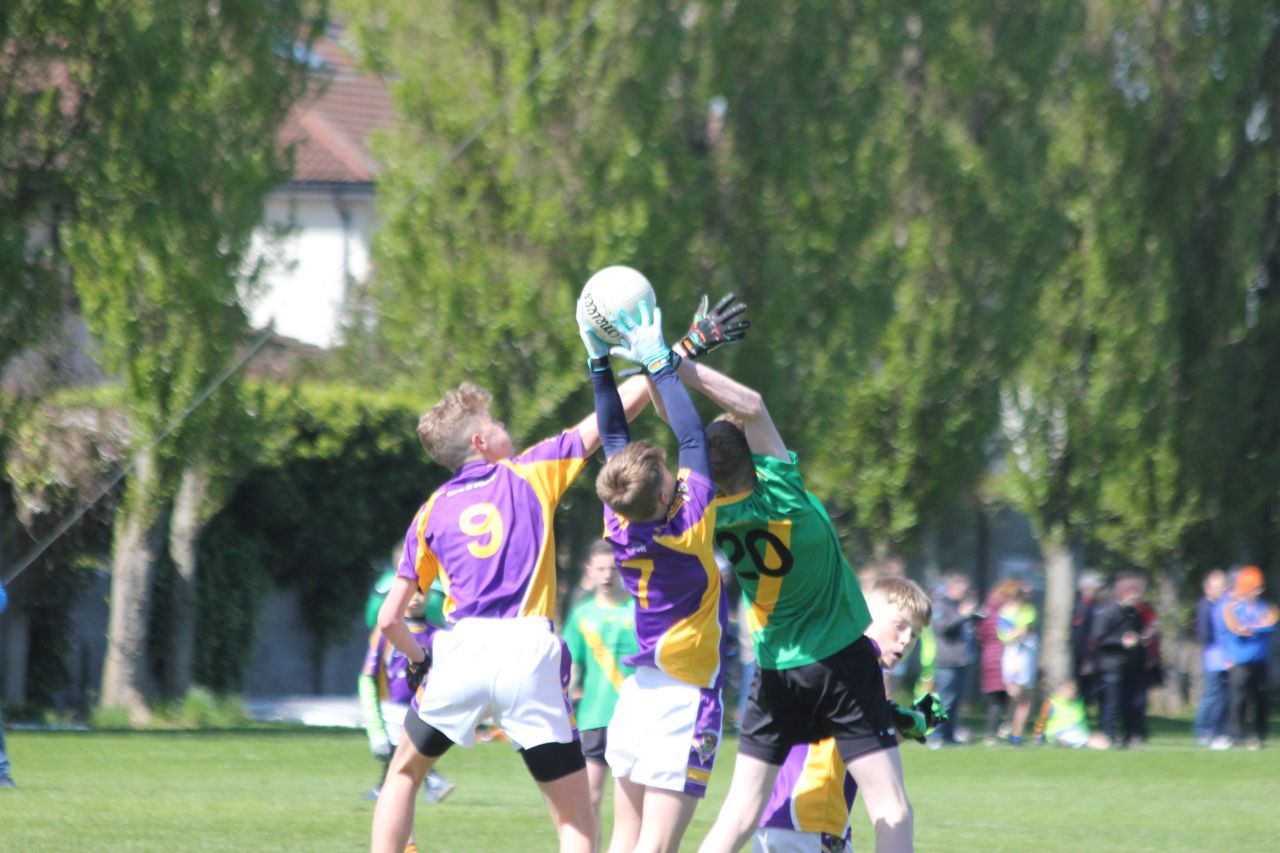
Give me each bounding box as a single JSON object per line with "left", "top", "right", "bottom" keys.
{"left": 605, "top": 666, "right": 723, "bottom": 797}
{"left": 751, "top": 827, "right": 851, "bottom": 853}
{"left": 1001, "top": 642, "right": 1038, "bottom": 688}
{"left": 1052, "top": 726, "right": 1090, "bottom": 749}
{"left": 414, "top": 617, "right": 576, "bottom": 750}
{"left": 382, "top": 702, "right": 411, "bottom": 745}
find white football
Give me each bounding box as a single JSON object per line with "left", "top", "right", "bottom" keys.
{"left": 576, "top": 265, "right": 657, "bottom": 345}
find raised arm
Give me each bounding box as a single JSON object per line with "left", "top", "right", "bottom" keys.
{"left": 664, "top": 292, "right": 785, "bottom": 460}
{"left": 575, "top": 326, "right": 651, "bottom": 459}
{"left": 675, "top": 358, "right": 787, "bottom": 461}
{"left": 613, "top": 303, "right": 710, "bottom": 479}
{"left": 652, "top": 363, "right": 710, "bottom": 479}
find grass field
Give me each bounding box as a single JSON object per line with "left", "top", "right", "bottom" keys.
{"left": 3, "top": 718, "right": 1277, "bottom": 851}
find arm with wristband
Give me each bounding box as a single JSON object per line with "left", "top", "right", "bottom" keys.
{"left": 610, "top": 302, "right": 711, "bottom": 480}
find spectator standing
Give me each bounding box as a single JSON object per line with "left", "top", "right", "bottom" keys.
{"left": 929, "top": 573, "right": 977, "bottom": 746}
{"left": 977, "top": 579, "right": 1019, "bottom": 744}
{"left": 1089, "top": 575, "right": 1146, "bottom": 747}
{"left": 1070, "top": 571, "right": 1105, "bottom": 717}
{"left": 1131, "top": 578, "right": 1161, "bottom": 745}
{"left": 1193, "top": 570, "right": 1229, "bottom": 746}
{"left": 0, "top": 580, "right": 12, "bottom": 788}
{"left": 1222, "top": 566, "right": 1278, "bottom": 750}
{"left": 997, "top": 583, "right": 1039, "bottom": 745}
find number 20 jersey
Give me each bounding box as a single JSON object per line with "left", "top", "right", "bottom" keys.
{"left": 712, "top": 452, "right": 870, "bottom": 671}
{"left": 398, "top": 431, "right": 586, "bottom": 622}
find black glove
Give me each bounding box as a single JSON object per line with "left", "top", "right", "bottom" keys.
{"left": 406, "top": 653, "right": 432, "bottom": 693}
{"left": 679, "top": 293, "right": 750, "bottom": 359}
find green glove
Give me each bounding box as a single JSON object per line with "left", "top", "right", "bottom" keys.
{"left": 913, "top": 692, "right": 949, "bottom": 730}
{"left": 890, "top": 701, "right": 929, "bottom": 743}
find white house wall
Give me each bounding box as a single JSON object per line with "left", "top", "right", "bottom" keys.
{"left": 249, "top": 186, "right": 377, "bottom": 348}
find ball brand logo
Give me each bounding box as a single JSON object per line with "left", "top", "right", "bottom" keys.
{"left": 582, "top": 293, "right": 621, "bottom": 339}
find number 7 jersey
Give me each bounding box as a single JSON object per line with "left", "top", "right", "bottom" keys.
{"left": 713, "top": 452, "right": 871, "bottom": 670}
{"left": 398, "top": 431, "right": 587, "bottom": 622}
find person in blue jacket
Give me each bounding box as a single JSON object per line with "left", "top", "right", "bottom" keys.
{"left": 0, "top": 580, "right": 14, "bottom": 788}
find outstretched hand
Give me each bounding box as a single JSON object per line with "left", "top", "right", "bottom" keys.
{"left": 610, "top": 301, "right": 679, "bottom": 374}
{"left": 679, "top": 292, "right": 750, "bottom": 359}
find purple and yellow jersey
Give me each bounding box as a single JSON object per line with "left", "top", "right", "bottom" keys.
{"left": 397, "top": 431, "right": 588, "bottom": 622}
{"left": 361, "top": 618, "right": 435, "bottom": 707}
{"left": 604, "top": 468, "right": 728, "bottom": 689}
{"left": 759, "top": 739, "right": 856, "bottom": 836}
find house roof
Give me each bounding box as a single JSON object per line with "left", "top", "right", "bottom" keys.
{"left": 279, "top": 28, "right": 397, "bottom": 185}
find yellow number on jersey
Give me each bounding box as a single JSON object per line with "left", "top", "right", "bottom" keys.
{"left": 459, "top": 502, "right": 504, "bottom": 558}
{"left": 622, "top": 558, "right": 655, "bottom": 608}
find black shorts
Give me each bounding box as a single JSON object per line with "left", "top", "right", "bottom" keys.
{"left": 739, "top": 636, "right": 898, "bottom": 765}
{"left": 580, "top": 727, "right": 608, "bottom": 764}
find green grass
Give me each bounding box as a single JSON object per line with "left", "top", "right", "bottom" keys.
{"left": 3, "top": 720, "right": 1278, "bottom": 851}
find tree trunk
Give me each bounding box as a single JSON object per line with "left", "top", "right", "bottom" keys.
{"left": 100, "top": 447, "right": 161, "bottom": 726}
{"left": 164, "top": 463, "right": 209, "bottom": 698}
{"left": 1040, "top": 525, "right": 1076, "bottom": 689}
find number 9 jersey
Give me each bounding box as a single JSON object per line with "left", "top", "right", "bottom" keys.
{"left": 398, "top": 431, "right": 587, "bottom": 621}
{"left": 713, "top": 452, "right": 871, "bottom": 671}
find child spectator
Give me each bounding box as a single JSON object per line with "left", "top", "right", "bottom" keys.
{"left": 1032, "top": 680, "right": 1109, "bottom": 749}
{"left": 997, "top": 582, "right": 1039, "bottom": 745}
{"left": 977, "top": 579, "right": 1018, "bottom": 744}
{"left": 1193, "top": 570, "right": 1230, "bottom": 746}
{"left": 1222, "top": 566, "right": 1278, "bottom": 750}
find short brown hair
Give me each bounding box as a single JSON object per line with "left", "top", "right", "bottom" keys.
{"left": 586, "top": 539, "right": 615, "bottom": 562}
{"left": 706, "top": 416, "right": 755, "bottom": 494}
{"left": 417, "top": 382, "right": 492, "bottom": 470}
{"left": 596, "top": 441, "right": 667, "bottom": 522}
{"left": 871, "top": 576, "right": 932, "bottom": 628}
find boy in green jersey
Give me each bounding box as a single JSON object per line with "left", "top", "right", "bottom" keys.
{"left": 563, "top": 540, "right": 639, "bottom": 825}
{"left": 667, "top": 296, "right": 913, "bottom": 853}
{"left": 1033, "top": 679, "right": 1109, "bottom": 749}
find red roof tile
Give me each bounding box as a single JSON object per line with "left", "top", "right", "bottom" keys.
{"left": 279, "top": 29, "right": 396, "bottom": 185}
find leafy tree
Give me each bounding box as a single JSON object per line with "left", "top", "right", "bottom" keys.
{"left": 0, "top": 0, "right": 327, "bottom": 722}
{"left": 343, "top": 1, "right": 1079, "bottom": 575}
